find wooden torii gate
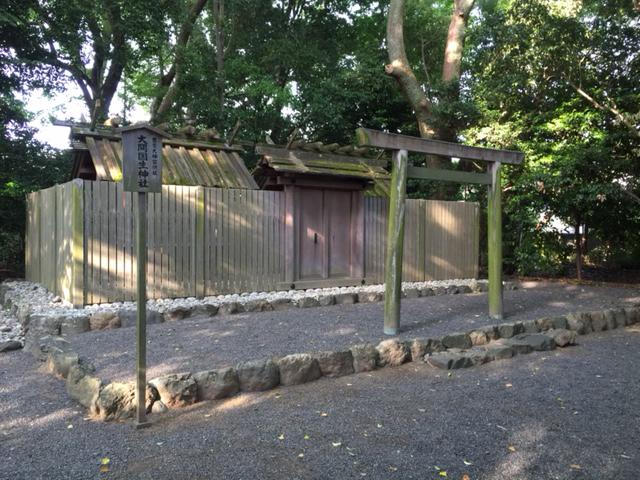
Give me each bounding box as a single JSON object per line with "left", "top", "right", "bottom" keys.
{"left": 356, "top": 128, "right": 524, "bottom": 335}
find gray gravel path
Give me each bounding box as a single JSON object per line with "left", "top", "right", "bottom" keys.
{"left": 69, "top": 281, "right": 640, "bottom": 382}
{"left": 2, "top": 325, "right": 640, "bottom": 479}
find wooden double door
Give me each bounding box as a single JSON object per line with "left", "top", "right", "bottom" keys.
{"left": 296, "top": 188, "right": 363, "bottom": 282}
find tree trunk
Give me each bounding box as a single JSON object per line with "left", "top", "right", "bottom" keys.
{"left": 386, "top": 0, "right": 435, "bottom": 139}
{"left": 150, "top": 0, "right": 208, "bottom": 122}
{"left": 386, "top": 0, "right": 475, "bottom": 200}
{"left": 213, "top": 0, "right": 226, "bottom": 113}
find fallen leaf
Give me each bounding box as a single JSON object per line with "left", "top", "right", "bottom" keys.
{"left": 376, "top": 424, "right": 383, "bottom": 428}
{"left": 621, "top": 454, "right": 631, "bottom": 459}
{"left": 462, "top": 474, "right": 471, "bottom": 480}
{"left": 496, "top": 425, "right": 507, "bottom": 431}
{"left": 418, "top": 408, "right": 426, "bottom": 413}
{"left": 569, "top": 464, "right": 582, "bottom": 470}
{"left": 388, "top": 466, "right": 398, "bottom": 472}
{"left": 274, "top": 392, "right": 282, "bottom": 398}
{"left": 346, "top": 383, "right": 353, "bottom": 386}
{"left": 204, "top": 414, "right": 211, "bottom": 418}
{"left": 320, "top": 412, "right": 328, "bottom": 417}
{"left": 332, "top": 442, "right": 342, "bottom": 448}
{"left": 298, "top": 453, "right": 304, "bottom": 458}
{"left": 99, "top": 465, "right": 109, "bottom": 473}
{"left": 100, "top": 458, "right": 110, "bottom": 466}
{"left": 463, "top": 460, "right": 473, "bottom": 466}
{"left": 278, "top": 433, "right": 285, "bottom": 440}
{"left": 304, "top": 434, "right": 310, "bottom": 440}
{"left": 156, "top": 442, "right": 163, "bottom": 446}
{"left": 508, "top": 446, "right": 517, "bottom": 453}
{"left": 439, "top": 471, "right": 447, "bottom": 477}
{"left": 505, "top": 383, "right": 513, "bottom": 388}
{"left": 67, "top": 424, "right": 73, "bottom": 430}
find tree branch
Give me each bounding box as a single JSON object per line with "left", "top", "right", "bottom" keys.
{"left": 565, "top": 77, "right": 640, "bottom": 139}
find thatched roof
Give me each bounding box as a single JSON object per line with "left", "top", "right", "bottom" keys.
{"left": 254, "top": 144, "right": 390, "bottom": 197}
{"left": 70, "top": 126, "right": 258, "bottom": 189}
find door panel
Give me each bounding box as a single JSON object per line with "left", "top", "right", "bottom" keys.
{"left": 298, "top": 189, "right": 324, "bottom": 279}
{"left": 327, "top": 190, "right": 352, "bottom": 278}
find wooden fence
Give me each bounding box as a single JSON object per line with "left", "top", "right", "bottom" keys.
{"left": 26, "top": 180, "right": 479, "bottom": 305}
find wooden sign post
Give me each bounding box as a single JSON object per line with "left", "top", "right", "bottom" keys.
{"left": 121, "top": 123, "right": 166, "bottom": 428}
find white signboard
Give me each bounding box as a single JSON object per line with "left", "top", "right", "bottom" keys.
{"left": 122, "top": 125, "right": 164, "bottom": 193}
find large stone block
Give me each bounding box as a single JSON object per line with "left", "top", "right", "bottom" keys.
{"left": 535, "top": 317, "right": 554, "bottom": 331}
{"left": 119, "top": 309, "right": 163, "bottom": 328}
{"left": 620, "top": 308, "right": 635, "bottom": 326}
{"left": 46, "top": 350, "right": 79, "bottom": 378}
{"left": 218, "top": 302, "right": 240, "bottom": 316}
{"left": 403, "top": 288, "right": 420, "bottom": 298}
{"left": 567, "top": 312, "right": 592, "bottom": 335}
{"left": 334, "top": 293, "right": 357, "bottom": 305}
{"left": 314, "top": 351, "right": 354, "bottom": 377}
{"left": 0, "top": 340, "right": 22, "bottom": 352}
{"left": 350, "top": 343, "right": 378, "bottom": 372}
{"left": 507, "top": 333, "right": 556, "bottom": 352}
{"left": 236, "top": 359, "right": 280, "bottom": 391}
{"left": 277, "top": 354, "right": 321, "bottom": 386}
{"left": 425, "top": 351, "right": 473, "bottom": 370}
{"left": 269, "top": 298, "right": 292, "bottom": 311}
{"left": 317, "top": 295, "right": 335, "bottom": 307}
{"left": 193, "top": 367, "right": 240, "bottom": 400}
{"left": 60, "top": 315, "right": 90, "bottom": 335}
{"left": 497, "top": 323, "right": 517, "bottom": 339}
{"left": 239, "top": 299, "right": 272, "bottom": 313}
{"left": 484, "top": 343, "right": 514, "bottom": 360}
{"left": 409, "top": 338, "right": 444, "bottom": 361}
{"left": 613, "top": 308, "right": 631, "bottom": 328}
{"left": 522, "top": 320, "right": 540, "bottom": 334}
{"left": 376, "top": 339, "right": 409, "bottom": 367}
{"left": 357, "top": 292, "right": 383, "bottom": 303}
{"left": 163, "top": 306, "right": 192, "bottom": 322}
{"left": 296, "top": 297, "right": 320, "bottom": 309}
{"left": 589, "top": 311, "right": 607, "bottom": 332}
{"left": 26, "top": 334, "right": 72, "bottom": 361}
{"left": 468, "top": 330, "right": 488, "bottom": 346}
{"left": 149, "top": 373, "right": 198, "bottom": 408}
{"left": 67, "top": 362, "right": 101, "bottom": 410}
{"left": 191, "top": 303, "right": 220, "bottom": 317}
{"left": 551, "top": 316, "right": 568, "bottom": 330}
{"left": 547, "top": 329, "right": 576, "bottom": 347}
{"left": 27, "top": 314, "right": 62, "bottom": 336}
{"left": 441, "top": 332, "right": 472, "bottom": 350}
{"left": 89, "top": 312, "right": 121, "bottom": 330}
{"left": 95, "top": 382, "right": 158, "bottom": 421}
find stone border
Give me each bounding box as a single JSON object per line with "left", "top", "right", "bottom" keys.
{"left": 1, "top": 279, "right": 517, "bottom": 340}
{"left": 28, "top": 304, "right": 639, "bottom": 422}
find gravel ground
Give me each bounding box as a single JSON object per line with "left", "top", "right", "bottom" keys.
{"left": 67, "top": 281, "right": 640, "bottom": 382}
{"left": 2, "top": 325, "right": 640, "bottom": 479}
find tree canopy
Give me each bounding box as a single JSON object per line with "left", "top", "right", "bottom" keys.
{"left": 1, "top": 0, "right": 639, "bottom": 277}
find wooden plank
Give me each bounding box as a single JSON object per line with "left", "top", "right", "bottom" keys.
{"left": 108, "top": 182, "right": 118, "bottom": 302}
{"left": 98, "top": 181, "right": 109, "bottom": 303}
{"left": 383, "top": 150, "right": 408, "bottom": 335}
{"left": 99, "top": 139, "right": 122, "bottom": 181}
{"left": 284, "top": 185, "right": 295, "bottom": 286}
{"left": 85, "top": 137, "right": 111, "bottom": 181}
{"left": 407, "top": 166, "right": 492, "bottom": 185}
{"left": 356, "top": 128, "right": 524, "bottom": 165}
{"left": 71, "top": 180, "right": 85, "bottom": 306}
{"left": 195, "top": 186, "right": 205, "bottom": 297}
